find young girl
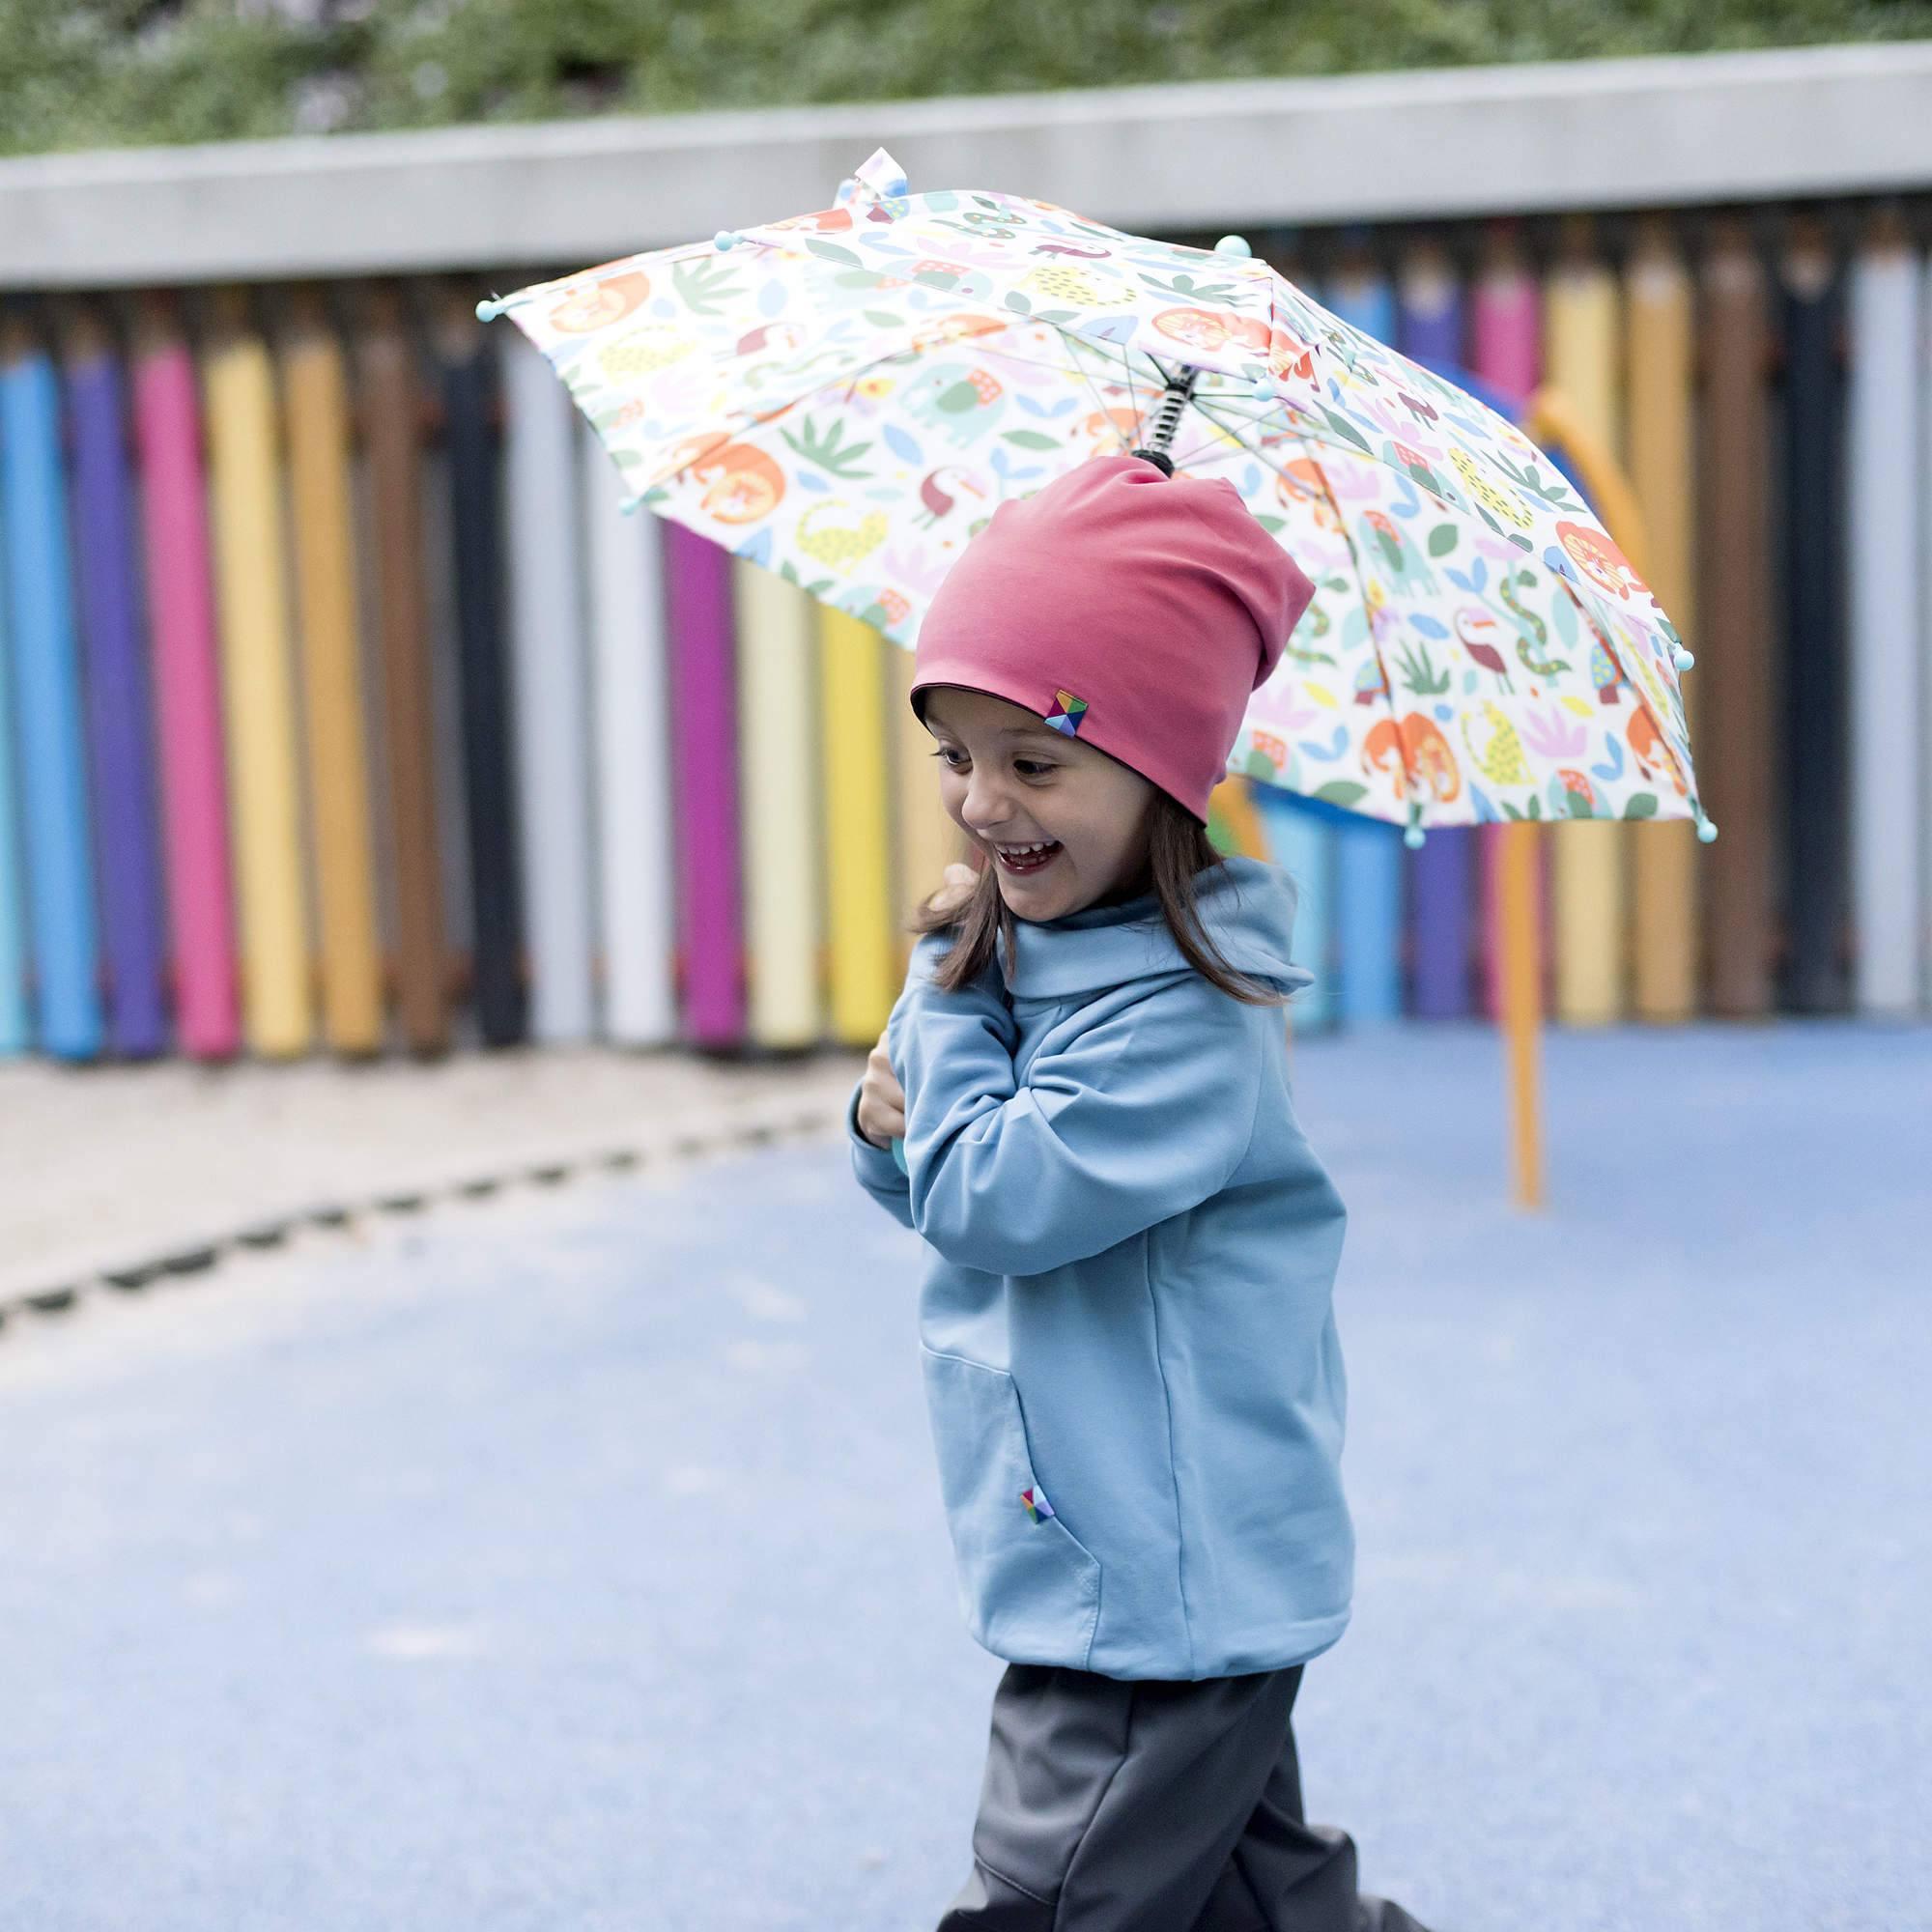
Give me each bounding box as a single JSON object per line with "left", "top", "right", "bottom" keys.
{"left": 847, "top": 453, "right": 1431, "bottom": 1932}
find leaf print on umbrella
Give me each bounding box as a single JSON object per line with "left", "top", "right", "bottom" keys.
{"left": 803, "top": 238, "right": 870, "bottom": 270}
{"left": 671, "top": 252, "right": 747, "bottom": 318}
{"left": 1317, "top": 409, "right": 1374, "bottom": 457}
{"left": 776, "top": 555, "right": 838, "bottom": 599}
{"left": 1520, "top": 703, "right": 1589, "bottom": 761}
{"left": 1136, "top": 269, "right": 1254, "bottom": 306}
{"left": 1492, "top": 453, "right": 1586, "bottom": 516}
{"left": 1392, "top": 636, "right": 1452, "bottom": 696}
{"left": 781, "top": 412, "right": 875, "bottom": 480}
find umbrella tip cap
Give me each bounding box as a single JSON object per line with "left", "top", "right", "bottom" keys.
{"left": 714, "top": 228, "right": 743, "bottom": 250}
{"left": 474, "top": 298, "right": 501, "bottom": 321}
{"left": 1674, "top": 647, "right": 1695, "bottom": 670}
{"left": 1696, "top": 817, "right": 1719, "bottom": 844}
{"left": 1214, "top": 234, "right": 1253, "bottom": 257}
{"left": 1404, "top": 825, "right": 1426, "bottom": 849}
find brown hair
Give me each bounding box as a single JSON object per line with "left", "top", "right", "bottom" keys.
{"left": 909, "top": 788, "right": 1290, "bottom": 1007}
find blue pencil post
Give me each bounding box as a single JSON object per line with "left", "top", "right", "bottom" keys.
{"left": 0, "top": 514, "right": 27, "bottom": 1055}
{"left": 69, "top": 338, "right": 170, "bottom": 1057}
{"left": 1321, "top": 241, "right": 1406, "bottom": 1025}
{"left": 1251, "top": 786, "right": 1336, "bottom": 1036}
{"left": 1, "top": 339, "right": 103, "bottom": 1060}
{"left": 1396, "top": 244, "right": 1474, "bottom": 1019}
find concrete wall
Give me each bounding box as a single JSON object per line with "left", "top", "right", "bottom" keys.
{"left": 2, "top": 43, "right": 1928, "bottom": 288}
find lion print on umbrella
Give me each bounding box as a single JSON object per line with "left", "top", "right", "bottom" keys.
{"left": 664, "top": 435, "right": 787, "bottom": 525}
{"left": 1363, "top": 712, "right": 1463, "bottom": 808}
{"left": 546, "top": 269, "right": 653, "bottom": 335}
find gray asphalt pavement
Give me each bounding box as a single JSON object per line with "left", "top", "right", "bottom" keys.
{"left": 2, "top": 1023, "right": 1926, "bottom": 1932}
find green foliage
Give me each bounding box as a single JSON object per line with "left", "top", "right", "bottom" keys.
{"left": 3, "top": 0, "right": 1931, "bottom": 156}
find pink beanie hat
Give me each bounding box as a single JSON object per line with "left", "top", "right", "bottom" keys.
{"left": 909, "top": 453, "right": 1316, "bottom": 823}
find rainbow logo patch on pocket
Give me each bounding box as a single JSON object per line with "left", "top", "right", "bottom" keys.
{"left": 1019, "top": 1484, "right": 1056, "bottom": 1523}
{"left": 1044, "top": 690, "right": 1088, "bottom": 737}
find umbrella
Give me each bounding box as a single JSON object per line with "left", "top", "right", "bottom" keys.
{"left": 478, "top": 149, "right": 1718, "bottom": 1208}
{"left": 478, "top": 146, "right": 1710, "bottom": 850}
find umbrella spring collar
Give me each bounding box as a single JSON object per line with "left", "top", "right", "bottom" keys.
{"left": 1135, "top": 368, "right": 1201, "bottom": 470}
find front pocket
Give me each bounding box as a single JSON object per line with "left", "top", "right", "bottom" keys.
{"left": 920, "top": 1348, "right": 1101, "bottom": 1668}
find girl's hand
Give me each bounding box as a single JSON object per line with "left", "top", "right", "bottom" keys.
{"left": 856, "top": 1031, "right": 906, "bottom": 1151}
{"left": 921, "top": 860, "right": 980, "bottom": 923}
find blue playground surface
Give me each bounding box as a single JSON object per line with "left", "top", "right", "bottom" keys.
{"left": 1, "top": 1023, "right": 1926, "bottom": 1932}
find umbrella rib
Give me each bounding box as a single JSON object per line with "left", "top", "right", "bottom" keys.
{"left": 1062, "top": 325, "right": 1152, "bottom": 447}
{"left": 1192, "top": 392, "right": 1398, "bottom": 472}
{"left": 1191, "top": 395, "right": 1427, "bottom": 835}
{"left": 944, "top": 330, "right": 1139, "bottom": 393}
{"left": 1105, "top": 333, "right": 1148, "bottom": 442}
{"left": 952, "top": 328, "right": 1160, "bottom": 456}
{"left": 1053, "top": 328, "right": 1146, "bottom": 452}
{"left": 1164, "top": 409, "right": 1239, "bottom": 473}
{"left": 1564, "top": 583, "right": 1698, "bottom": 807}
{"left": 1165, "top": 379, "right": 1289, "bottom": 470}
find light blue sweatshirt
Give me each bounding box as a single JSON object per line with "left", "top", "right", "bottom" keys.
{"left": 847, "top": 854, "right": 1354, "bottom": 1681}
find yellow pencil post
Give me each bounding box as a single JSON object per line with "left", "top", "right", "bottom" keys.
{"left": 203, "top": 287, "right": 312, "bottom": 1058}
{"left": 1543, "top": 219, "right": 1626, "bottom": 1028}
{"left": 281, "top": 288, "right": 384, "bottom": 1054}
{"left": 1624, "top": 217, "right": 1699, "bottom": 1022}
{"left": 1514, "top": 390, "right": 1654, "bottom": 1210}
{"left": 1497, "top": 820, "right": 1546, "bottom": 1210}
{"left": 817, "top": 606, "right": 897, "bottom": 1045}
{"left": 893, "top": 643, "right": 963, "bottom": 973}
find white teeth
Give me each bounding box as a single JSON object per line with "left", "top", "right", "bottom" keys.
{"left": 998, "top": 840, "right": 1054, "bottom": 855}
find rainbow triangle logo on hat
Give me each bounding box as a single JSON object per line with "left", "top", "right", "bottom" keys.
{"left": 1044, "top": 690, "right": 1089, "bottom": 737}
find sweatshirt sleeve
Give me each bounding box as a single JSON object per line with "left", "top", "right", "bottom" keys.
{"left": 889, "top": 932, "right": 1264, "bottom": 1277}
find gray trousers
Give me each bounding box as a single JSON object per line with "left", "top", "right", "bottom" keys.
{"left": 936, "top": 1662, "right": 1432, "bottom": 1932}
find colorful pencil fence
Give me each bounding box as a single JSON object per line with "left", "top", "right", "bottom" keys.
{"left": 1, "top": 200, "right": 1928, "bottom": 1063}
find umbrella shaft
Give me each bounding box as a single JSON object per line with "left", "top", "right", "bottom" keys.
{"left": 1144, "top": 369, "right": 1200, "bottom": 458}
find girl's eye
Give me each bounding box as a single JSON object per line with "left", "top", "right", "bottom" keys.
{"left": 928, "top": 749, "right": 1055, "bottom": 778}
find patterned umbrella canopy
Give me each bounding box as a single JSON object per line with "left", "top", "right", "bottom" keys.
{"left": 481, "top": 148, "right": 1707, "bottom": 845}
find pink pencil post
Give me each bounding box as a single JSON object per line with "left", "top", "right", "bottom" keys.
{"left": 664, "top": 522, "right": 746, "bottom": 1046}
{"left": 131, "top": 311, "right": 240, "bottom": 1059}
{"left": 1468, "top": 229, "right": 1548, "bottom": 1024}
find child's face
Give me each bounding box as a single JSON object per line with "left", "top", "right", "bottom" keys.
{"left": 922, "top": 687, "right": 1155, "bottom": 923}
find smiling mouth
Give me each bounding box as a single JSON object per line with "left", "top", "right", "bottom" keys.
{"left": 993, "top": 839, "right": 1062, "bottom": 876}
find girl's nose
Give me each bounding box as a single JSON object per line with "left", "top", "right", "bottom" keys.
{"left": 960, "top": 770, "right": 1017, "bottom": 836}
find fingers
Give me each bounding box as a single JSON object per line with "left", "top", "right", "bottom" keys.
{"left": 867, "top": 1049, "right": 904, "bottom": 1106}
{"left": 926, "top": 859, "right": 980, "bottom": 920}
{"left": 856, "top": 1076, "right": 905, "bottom": 1148}
{"left": 860, "top": 1036, "right": 905, "bottom": 1147}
